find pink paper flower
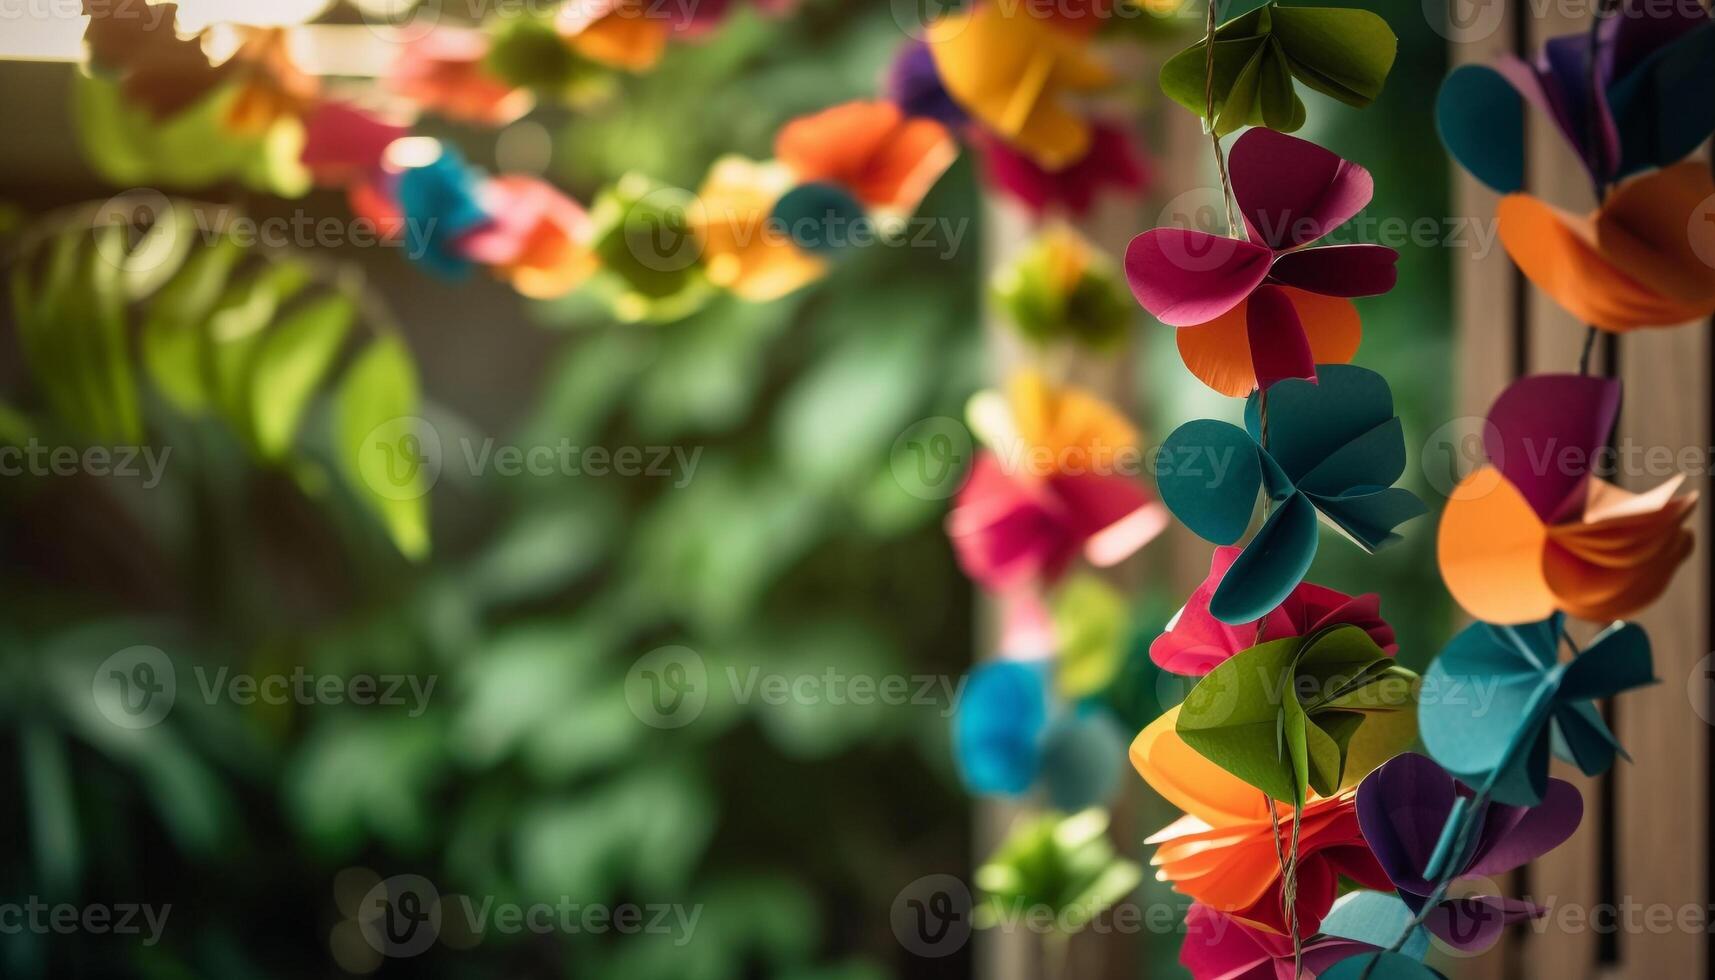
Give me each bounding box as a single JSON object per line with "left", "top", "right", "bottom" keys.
{"left": 1124, "top": 128, "right": 1397, "bottom": 392}
{"left": 977, "top": 120, "right": 1150, "bottom": 217}
{"left": 1180, "top": 903, "right": 1380, "bottom": 980}
{"left": 1151, "top": 546, "right": 1396, "bottom": 676}
{"left": 299, "top": 101, "right": 407, "bottom": 187}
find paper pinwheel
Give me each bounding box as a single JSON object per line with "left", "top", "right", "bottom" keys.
{"left": 1438, "top": 374, "right": 1697, "bottom": 624}
{"left": 948, "top": 372, "right": 1167, "bottom": 591}
{"left": 952, "top": 660, "right": 1127, "bottom": 810}
{"left": 1133, "top": 711, "right": 1392, "bottom": 936}
{"left": 926, "top": 4, "right": 1114, "bottom": 170}
{"left": 977, "top": 121, "right": 1149, "bottom": 218}
{"left": 1419, "top": 614, "right": 1654, "bottom": 807}
{"left": 396, "top": 144, "right": 493, "bottom": 278}
{"left": 1437, "top": 0, "right": 1715, "bottom": 194}
{"left": 1356, "top": 753, "right": 1576, "bottom": 951}
{"left": 1153, "top": 545, "right": 1396, "bottom": 677}
{"left": 386, "top": 30, "right": 531, "bottom": 126}
{"left": 1160, "top": 3, "right": 1397, "bottom": 136}
{"left": 1126, "top": 129, "right": 1396, "bottom": 395}
{"left": 690, "top": 157, "right": 827, "bottom": 302}
{"left": 991, "top": 225, "right": 1135, "bottom": 351}
{"left": 1497, "top": 162, "right": 1715, "bottom": 332}
{"left": 1180, "top": 903, "right": 1383, "bottom": 979}
{"left": 1175, "top": 625, "right": 1418, "bottom": 807}
{"left": 1155, "top": 365, "right": 1426, "bottom": 624}
{"left": 458, "top": 176, "right": 598, "bottom": 299}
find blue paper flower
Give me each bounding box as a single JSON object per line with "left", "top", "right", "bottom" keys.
{"left": 396, "top": 143, "right": 492, "bottom": 278}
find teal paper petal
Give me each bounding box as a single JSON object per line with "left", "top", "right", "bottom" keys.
{"left": 1244, "top": 364, "right": 1397, "bottom": 483}
{"left": 1156, "top": 419, "right": 1262, "bottom": 545}
{"left": 1311, "top": 486, "right": 1428, "bottom": 553}
{"left": 1435, "top": 65, "right": 1525, "bottom": 194}
{"left": 1559, "top": 621, "right": 1654, "bottom": 700}
{"left": 1208, "top": 490, "right": 1318, "bottom": 624}
{"left": 770, "top": 182, "right": 866, "bottom": 255}
{"left": 1321, "top": 951, "right": 1446, "bottom": 980}
{"left": 1319, "top": 891, "right": 1430, "bottom": 961}
{"left": 1609, "top": 23, "right": 1715, "bottom": 181}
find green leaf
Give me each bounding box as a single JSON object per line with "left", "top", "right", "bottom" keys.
{"left": 247, "top": 291, "right": 355, "bottom": 458}
{"left": 334, "top": 335, "right": 430, "bottom": 558}
{"left": 20, "top": 724, "right": 80, "bottom": 895}
{"left": 206, "top": 259, "right": 312, "bottom": 438}
{"left": 141, "top": 234, "right": 244, "bottom": 412}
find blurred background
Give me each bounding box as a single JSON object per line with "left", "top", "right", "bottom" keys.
{"left": 0, "top": 1, "right": 1450, "bottom": 977}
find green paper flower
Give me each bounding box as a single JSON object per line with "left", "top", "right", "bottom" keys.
{"left": 1175, "top": 624, "right": 1418, "bottom": 806}
{"left": 974, "top": 809, "right": 1142, "bottom": 936}
{"left": 1160, "top": 3, "right": 1398, "bottom": 136}
{"left": 991, "top": 227, "right": 1133, "bottom": 351}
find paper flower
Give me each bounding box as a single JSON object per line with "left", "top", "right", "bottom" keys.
{"left": 1497, "top": 162, "right": 1715, "bottom": 332}
{"left": 82, "top": 0, "right": 228, "bottom": 119}
{"left": 1160, "top": 3, "right": 1397, "bottom": 136}
{"left": 926, "top": 4, "right": 1114, "bottom": 170}
{"left": 991, "top": 225, "right": 1134, "bottom": 351}
{"left": 1356, "top": 753, "right": 1574, "bottom": 952}
{"left": 1175, "top": 625, "right": 1418, "bottom": 806}
{"left": 1153, "top": 546, "right": 1396, "bottom": 677}
{"left": 457, "top": 175, "right": 598, "bottom": 298}
{"left": 690, "top": 156, "right": 827, "bottom": 302}
{"left": 1180, "top": 903, "right": 1382, "bottom": 979}
{"left": 1155, "top": 365, "right": 1426, "bottom": 624}
{"left": 220, "top": 28, "right": 320, "bottom": 135}
{"left": 1437, "top": 0, "right": 1714, "bottom": 193}
{"left": 1133, "top": 710, "right": 1393, "bottom": 937}
{"left": 977, "top": 120, "right": 1148, "bottom": 218}
{"left": 948, "top": 372, "right": 1167, "bottom": 591}
{"left": 975, "top": 809, "right": 1142, "bottom": 934}
{"left": 885, "top": 40, "right": 969, "bottom": 128}
{"left": 1126, "top": 129, "right": 1395, "bottom": 395}
{"left": 387, "top": 30, "right": 532, "bottom": 126}
{"left": 774, "top": 101, "right": 957, "bottom": 215}
{"left": 1420, "top": 614, "right": 1654, "bottom": 807}
{"left": 558, "top": 0, "right": 670, "bottom": 72}
{"left": 1438, "top": 375, "right": 1697, "bottom": 624}
{"left": 396, "top": 143, "right": 494, "bottom": 278}
{"left": 299, "top": 101, "right": 407, "bottom": 187}
{"left": 952, "top": 660, "right": 1128, "bottom": 810}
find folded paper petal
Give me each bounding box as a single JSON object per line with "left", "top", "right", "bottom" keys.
{"left": 1435, "top": 64, "right": 1528, "bottom": 193}
{"left": 774, "top": 100, "right": 957, "bottom": 214}
{"left": 1231, "top": 127, "right": 1375, "bottom": 249}
{"left": 1125, "top": 230, "right": 1274, "bottom": 326}
{"left": 977, "top": 120, "right": 1149, "bottom": 217}
{"left": 1181, "top": 902, "right": 1382, "bottom": 979}
{"left": 1131, "top": 706, "right": 1280, "bottom": 828}
{"left": 886, "top": 40, "right": 969, "bottom": 128}
{"left": 458, "top": 175, "right": 598, "bottom": 298}
{"left": 1245, "top": 283, "right": 1315, "bottom": 389}
{"left": 558, "top": 0, "right": 670, "bottom": 71}
{"left": 1437, "top": 466, "right": 1557, "bottom": 624}
{"left": 953, "top": 659, "right": 1049, "bottom": 795}
{"left": 299, "top": 101, "right": 406, "bottom": 186}
{"left": 1176, "top": 288, "right": 1361, "bottom": 397}
{"left": 1424, "top": 896, "right": 1544, "bottom": 953}
{"left": 691, "top": 156, "right": 826, "bottom": 302}
{"left": 397, "top": 145, "right": 493, "bottom": 278}
{"left": 1267, "top": 244, "right": 1399, "bottom": 298}
{"left": 1485, "top": 374, "right": 1621, "bottom": 523}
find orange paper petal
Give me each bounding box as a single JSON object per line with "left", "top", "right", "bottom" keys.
{"left": 1006, "top": 370, "right": 1139, "bottom": 477}
{"left": 692, "top": 156, "right": 827, "bottom": 302}
{"left": 1596, "top": 162, "right": 1715, "bottom": 309}
{"left": 1175, "top": 287, "right": 1361, "bottom": 397}
{"left": 1129, "top": 708, "right": 1278, "bottom": 828}
{"left": 774, "top": 101, "right": 956, "bottom": 213}
{"left": 1437, "top": 466, "right": 1556, "bottom": 624}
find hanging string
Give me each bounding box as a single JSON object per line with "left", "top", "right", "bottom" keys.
{"left": 1577, "top": 0, "right": 1619, "bottom": 376}
{"left": 1203, "top": 0, "right": 1239, "bottom": 237}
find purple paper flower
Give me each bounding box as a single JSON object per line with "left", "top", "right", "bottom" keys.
{"left": 1356, "top": 754, "right": 1581, "bottom": 952}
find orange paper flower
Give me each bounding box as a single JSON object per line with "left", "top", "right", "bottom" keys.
{"left": 691, "top": 156, "right": 827, "bottom": 302}
{"left": 774, "top": 101, "right": 957, "bottom": 215}
{"left": 1498, "top": 161, "right": 1715, "bottom": 332}
{"left": 387, "top": 29, "right": 532, "bottom": 126}
{"left": 558, "top": 0, "right": 670, "bottom": 72}
{"left": 1174, "top": 287, "right": 1362, "bottom": 397}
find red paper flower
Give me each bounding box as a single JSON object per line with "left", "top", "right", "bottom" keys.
{"left": 1152, "top": 546, "right": 1396, "bottom": 676}
{"left": 977, "top": 120, "right": 1150, "bottom": 217}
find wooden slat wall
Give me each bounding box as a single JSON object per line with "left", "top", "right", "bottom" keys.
{"left": 1448, "top": 4, "right": 1712, "bottom": 978}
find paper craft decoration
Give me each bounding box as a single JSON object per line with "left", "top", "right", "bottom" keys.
{"left": 396, "top": 144, "right": 493, "bottom": 278}
{"left": 1175, "top": 625, "right": 1418, "bottom": 806}
{"left": 1153, "top": 545, "right": 1396, "bottom": 676}
{"left": 1155, "top": 365, "right": 1426, "bottom": 623}
{"left": 387, "top": 30, "right": 532, "bottom": 126}
{"left": 691, "top": 157, "right": 827, "bottom": 301}
{"left": 885, "top": 40, "right": 969, "bottom": 128}
{"left": 1436, "top": 0, "right": 1715, "bottom": 194}
{"left": 1180, "top": 903, "right": 1383, "bottom": 979}
{"left": 1418, "top": 614, "right": 1654, "bottom": 806}
{"left": 1438, "top": 374, "right": 1697, "bottom": 624}
{"left": 1038, "top": 710, "right": 1128, "bottom": 812}
{"left": 1126, "top": 129, "right": 1394, "bottom": 394}
{"left": 949, "top": 373, "right": 1167, "bottom": 591}
{"left": 1317, "top": 891, "right": 1429, "bottom": 961}
{"left": 774, "top": 101, "right": 957, "bottom": 216}
{"left": 1134, "top": 717, "right": 1392, "bottom": 937}
{"left": 1159, "top": 3, "right": 1397, "bottom": 136}
{"left": 299, "top": 101, "right": 406, "bottom": 187}
{"left": 991, "top": 225, "right": 1134, "bottom": 351}
{"left": 1320, "top": 952, "right": 1445, "bottom": 980}
{"left": 1497, "top": 162, "right": 1715, "bottom": 332}
{"left": 458, "top": 176, "right": 598, "bottom": 299}
{"left": 926, "top": 4, "right": 1115, "bottom": 170}
{"left": 953, "top": 660, "right": 1050, "bottom": 795}
{"left": 1357, "top": 753, "right": 1573, "bottom": 950}
{"left": 557, "top": 0, "right": 670, "bottom": 71}
{"left": 1050, "top": 574, "right": 1129, "bottom": 700}
{"left": 976, "top": 121, "right": 1149, "bottom": 218}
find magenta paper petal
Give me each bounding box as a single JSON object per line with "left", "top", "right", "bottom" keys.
{"left": 1050, "top": 472, "right": 1168, "bottom": 569}
{"left": 1179, "top": 903, "right": 1276, "bottom": 980}
{"left": 1246, "top": 283, "right": 1315, "bottom": 389}
{"left": 947, "top": 454, "right": 1079, "bottom": 591}
{"left": 1484, "top": 374, "right": 1621, "bottom": 524}
{"left": 1296, "top": 591, "right": 1397, "bottom": 653}
{"left": 1465, "top": 777, "right": 1584, "bottom": 878}
{"left": 1424, "top": 896, "right": 1544, "bottom": 953}
{"left": 979, "top": 121, "right": 1149, "bottom": 216}
{"left": 1230, "top": 128, "right": 1375, "bottom": 250}
{"left": 300, "top": 101, "right": 408, "bottom": 184}
{"left": 1268, "top": 245, "right": 1399, "bottom": 298}
{"left": 1125, "top": 229, "right": 1272, "bottom": 326}
{"left": 457, "top": 175, "right": 589, "bottom": 265}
